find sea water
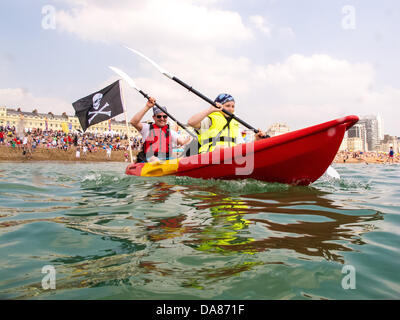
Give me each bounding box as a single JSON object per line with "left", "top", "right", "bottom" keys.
{"left": 0, "top": 162, "right": 399, "bottom": 299}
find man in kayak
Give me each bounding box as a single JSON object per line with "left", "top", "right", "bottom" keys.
{"left": 187, "top": 93, "right": 266, "bottom": 153}
{"left": 130, "top": 97, "right": 190, "bottom": 163}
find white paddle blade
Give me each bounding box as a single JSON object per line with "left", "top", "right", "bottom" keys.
{"left": 326, "top": 166, "right": 341, "bottom": 180}
{"left": 125, "top": 46, "right": 174, "bottom": 79}
{"left": 109, "top": 66, "right": 140, "bottom": 91}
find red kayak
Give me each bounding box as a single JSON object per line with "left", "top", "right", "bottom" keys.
{"left": 126, "top": 115, "right": 358, "bottom": 185}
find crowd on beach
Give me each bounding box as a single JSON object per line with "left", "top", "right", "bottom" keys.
{"left": 0, "top": 125, "right": 143, "bottom": 161}
{"left": 334, "top": 150, "right": 399, "bottom": 164}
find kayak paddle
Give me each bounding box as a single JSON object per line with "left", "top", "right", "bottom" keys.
{"left": 125, "top": 46, "right": 264, "bottom": 136}
{"left": 109, "top": 66, "right": 197, "bottom": 139}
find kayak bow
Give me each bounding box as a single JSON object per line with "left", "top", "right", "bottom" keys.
{"left": 126, "top": 115, "right": 358, "bottom": 186}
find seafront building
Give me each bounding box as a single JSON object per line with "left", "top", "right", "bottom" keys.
{"left": 347, "top": 123, "right": 368, "bottom": 151}
{"left": 0, "top": 106, "right": 139, "bottom": 137}
{"left": 339, "top": 114, "right": 398, "bottom": 153}
{"left": 358, "top": 115, "right": 380, "bottom": 151}
{"left": 346, "top": 137, "right": 364, "bottom": 152}
{"left": 376, "top": 114, "right": 384, "bottom": 141}
{"left": 380, "top": 135, "right": 399, "bottom": 154}
{"left": 338, "top": 133, "right": 348, "bottom": 151}
{"left": 267, "top": 123, "right": 290, "bottom": 137}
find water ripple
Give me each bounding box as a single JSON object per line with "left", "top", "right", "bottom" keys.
{"left": 0, "top": 162, "right": 399, "bottom": 299}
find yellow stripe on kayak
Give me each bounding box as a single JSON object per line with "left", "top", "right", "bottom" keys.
{"left": 141, "top": 159, "right": 180, "bottom": 177}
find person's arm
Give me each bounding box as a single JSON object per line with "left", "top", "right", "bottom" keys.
{"left": 187, "top": 103, "right": 223, "bottom": 129}
{"left": 130, "top": 97, "right": 156, "bottom": 132}
{"left": 254, "top": 129, "right": 268, "bottom": 141}
{"left": 177, "top": 135, "right": 191, "bottom": 146}
{"left": 169, "top": 130, "right": 190, "bottom": 147}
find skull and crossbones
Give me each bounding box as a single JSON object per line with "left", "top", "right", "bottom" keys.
{"left": 88, "top": 93, "right": 111, "bottom": 124}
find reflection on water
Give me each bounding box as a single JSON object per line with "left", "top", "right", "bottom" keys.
{"left": 0, "top": 162, "right": 397, "bottom": 299}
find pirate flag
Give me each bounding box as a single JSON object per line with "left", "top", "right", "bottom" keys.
{"left": 72, "top": 80, "right": 124, "bottom": 132}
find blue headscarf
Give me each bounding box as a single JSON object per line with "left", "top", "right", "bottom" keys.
{"left": 214, "top": 93, "right": 234, "bottom": 105}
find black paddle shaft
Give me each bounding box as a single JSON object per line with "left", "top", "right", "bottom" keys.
{"left": 172, "top": 76, "right": 260, "bottom": 134}
{"left": 138, "top": 90, "right": 197, "bottom": 139}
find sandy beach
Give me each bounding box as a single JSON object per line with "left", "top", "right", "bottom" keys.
{"left": 333, "top": 157, "right": 398, "bottom": 164}
{"left": 0, "top": 146, "right": 137, "bottom": 163}
{"left": 333, "top": 151, "right": 399, "bottom": 164}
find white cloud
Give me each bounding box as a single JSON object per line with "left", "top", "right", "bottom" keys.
{"left": 249, "top": 15, "right": 294, "bottom": 38}
{"left": 56, "top": 0, "right": 253, "bottom": 49}
{"left": 249, "top": 15, "right": 271, "bottom": 36}
{"left": 277, "top": 26, "right": 295, "bottom": 38}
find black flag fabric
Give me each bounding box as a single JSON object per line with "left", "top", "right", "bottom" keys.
{"left": 72, "top": 80, "right": 124, "bottom": 132}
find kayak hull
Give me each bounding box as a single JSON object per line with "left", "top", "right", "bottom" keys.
{"left": 126, "top": 115, "right": 358, "bottom": 185}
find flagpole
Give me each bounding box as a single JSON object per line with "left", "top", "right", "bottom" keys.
{"left": 119, "top": 80, "right": 134, "bottom": 163}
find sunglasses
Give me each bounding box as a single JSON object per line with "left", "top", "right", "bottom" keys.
{"left": 156, "top": 115, "right": 168, "bottom": 119}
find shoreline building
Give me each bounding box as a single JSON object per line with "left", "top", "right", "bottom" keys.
{"left": 376, "top": 114, "right": 384, "bottom": 141}
{"left": 358, "top": 115, "right": 381, "bottom": 151}
{"left": 347, "top": 123, "right": 368, "bottom": 152}
{"left": 0, "top": 106, "right": 139, "bottom": 137}
{"left": 267, "top": 123, "right": 290, "bottom": 137}
{"left": 379, "top": 134, "right": 399, "bottom": 154}
{"left": 339, "top": 131, "right": 348, "bottom": 151}
{"left": 346, "top": 137, "right": 364, "bottom": 152}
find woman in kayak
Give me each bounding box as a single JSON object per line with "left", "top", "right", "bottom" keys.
{"left": 187, "top": 93, "right": 266, "bottom": 153}
{"left": 130, "top": 97, "right": 190, "bottom": 163}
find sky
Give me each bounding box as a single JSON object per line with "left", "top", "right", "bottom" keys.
{"left": 0, "top": 0, "right": 399, "bottom": 135}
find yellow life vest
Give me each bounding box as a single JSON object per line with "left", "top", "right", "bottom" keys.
{"left": 198, "top": 112, "right": 240, "bottom": 153}
{"left": 195, "top": 197, "right": 256, "bottom": 254}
